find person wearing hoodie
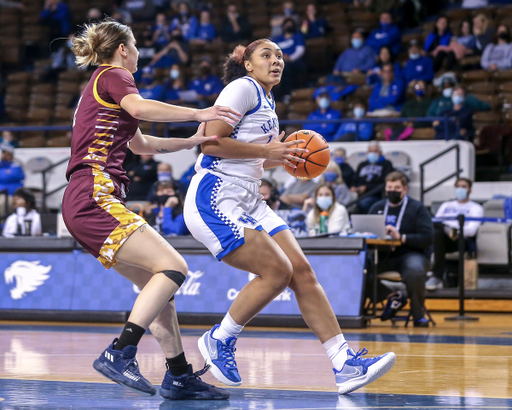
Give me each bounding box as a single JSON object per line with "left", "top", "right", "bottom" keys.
{"left": 366, "top": 12, "right": 402, "bottom": 56}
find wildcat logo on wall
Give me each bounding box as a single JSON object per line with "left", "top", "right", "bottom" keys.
{"left": 4, "top": 260, "right": 52, "bottom": 300}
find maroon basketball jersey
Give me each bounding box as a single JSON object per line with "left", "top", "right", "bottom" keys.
{"left": 66, "top": 65, "right": 140, "bottom": 187}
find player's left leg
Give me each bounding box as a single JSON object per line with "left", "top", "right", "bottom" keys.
{"left": 272, "top": 230, "right": 396, "bottom": 395}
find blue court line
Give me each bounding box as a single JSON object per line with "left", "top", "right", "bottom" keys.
{"left": 1, "top": 324, "right": 512, "bottom": 347}
{"left": 0, "top": 379, "right": 511, "bottom": 410}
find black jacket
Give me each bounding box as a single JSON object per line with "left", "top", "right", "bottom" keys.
{"left": 355, "top": 158, "right": 394, "bottom": 193}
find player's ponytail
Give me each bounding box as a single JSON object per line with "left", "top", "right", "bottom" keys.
{"left": 72, "top": 18, "right": 133, "bottom": 68}
{"left": 222, "top": 39, "right": 269, "bottom": 85}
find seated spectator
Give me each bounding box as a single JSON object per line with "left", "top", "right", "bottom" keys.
{"left": 333, "top": 102, "right": 374, "bottom": 141}
{"left": 368, "top": 172, "right": 434, "bottom": 327}
{"left": 481, "top": 25, "right": 512, "bottom": 71}
{"left": 2, "top": 188, "right": 42, "bottom": 238}
{"left": 259, "top": 178, "right": 281, "bottom": 211}
{"left": 332, "top": 147, "right": 355, "bottom": 187}
{"left": 148, "top": 180, "right": 189, "bottom": 236}
{"left": 138, "top": 26, "right": 157, "bottom": 68}
{"left": 0, "top": 144, "right": 24, "bottom": 196}
{"left": 86, "top": 7, "right": 102, "bottom": 23}
{"left": 304, "top": 91, "right": 342, "bottom": 142}
{"left": 165, "top": 64, "right": 186, "bottom": 104}
{"left": 313, "top": 77, "right": 358, "bottom": 102}
{"left": 39, "top": 0, "right": 70, "bottom": 38}
{"left": 368, "top": 62, "right": 405, "bottom": 113}
{"left": 457, "top": 19, "right": 477, "bottom": 52}
{"left": 367, "top": 46, "right": 402, "bottom": 85}
{"left": 280, "top": 177, "right": 318, "bottom": 209}
{"left": 272, "top": 18, "right": 307, "bottom": 99}
{"left": 427, "top": 177, "right": 484, "bottom": 290}
{"left": 434, "top": 86, "right": 474, "bottom": 141}
{"left": 318, "top": 161, "right": 356, "bottom": 206}
{"left": 425, "top": 15, "right": 452, "bottom": 71}
{"left": 351, "top": 141, "right": 394, "bottom": 213}
{"left": 402, "top": 41, "right": 434, "bottom": 87}
{"left": 300, "top": 4, "right": 330, "bottom": 39}
{"left": 271, "top": 1, "right": 300, "bottom": 37}
{"left": 303, "top": 184, "right": 350, "bottom": 235}
{"left": 190, "top": 9, "right": 216, "bottom": 44}
{"left": 221, "top": 3, "right": 252, "bottom": 43}
{"left": 333, "top": 31, "right": 376, "bottom": 75}
{"left": 145, "top": 162, "right": 185, "bottom": 207}
{"left": 431, "top": 19, "right": 475, "bottom": 71}
{"left": 188, "top": 57, "right": 223, "bottom": 108}
{"left": 169, "top": 2, "right": 198, "bottom": 42}
{"left": 121, "top": 0, "right": 155, "bottom": 22}
{"left": 149, "top": 27, "right": 190, "bottom": 68}
{"left": 138, "top": 67, "right": 166, "bottom": 102}
{"left": 473, "top": 13, "right": 494, "bottom": 55}
{"left": 125, "top": 154, "right": 159, "bottom": 201}
{"left": 366, "top": 12, "right": 402, "bottom": 56}
{"left": 152, "top": 12, "right": 171, "bottom": 50}
{"left": 0, "top": 131, "right": 18, "bottom": 148}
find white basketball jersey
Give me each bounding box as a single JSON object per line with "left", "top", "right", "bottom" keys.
{"left": 195, "top": 76, "right": 279, "bottom": 181}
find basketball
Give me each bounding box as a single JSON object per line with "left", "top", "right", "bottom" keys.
{"left": 283, "top": 130, "right": 330, "bottom": 180}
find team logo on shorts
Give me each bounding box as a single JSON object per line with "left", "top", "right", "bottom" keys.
{"left": 4, "top": 260, "right": 52, "bottom": 300}
{"left": 238, "top": 213, "right": 258, "bottom": 226}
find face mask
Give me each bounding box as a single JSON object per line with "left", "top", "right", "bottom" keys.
{"left": 285, "top": 26, "right": 295, "bottom": 34}
{"left": 414, "top": 89, "right": 426, "bottom": 97}
{"left": 334, "top": 156, "right": 345, "bottom": 165}
{"left": 409, "top": 53, "right": 420, "bottom": 60}
{"left": 170, "top": 69, "right": 180, "bottom": 79}
{"left": 351, "top": 38, "right": 363, "bottom": 49}
{"left": 324, "top": 172, "right": 338, "bottom": 182}
{"left": 158, "top": 171, "right": 172, "bottom": 181}
{"left": 316, "top": 196, "right": 333, "bottom": 210}
{"left": 367, "top": 152, "right": 379, "bottom": 163}
{"left": 156, "top": 194, "right": 171, "bottom": 205}
{"left": 200, "top": 66, "right": 211, "bottom": 76}
{"left": 353, "top": 107, "right": 365, "bottom": 118}
{"left": 284, "top": 8, "right": 293, "bottom": 15}
{"left": 499, "top": 32, "right": 510, "bottom": 41}
{"left": 380, "top": 22, "right": 390, "bottom": 29}
{"left": 180, "top": 11, "right": 188, "bottom": 16}
{"left": 455, "top": 187, "right": 468, "bottom": 201}
{"left": 442, "top": 88, "right": 453, "bottom": 98}
{"left": 386, "top": 191, "right": 402, "bottom": 204}
{"left": 141, "top": 77, "right": 153, "bottom": 86}
{"left": 452, "top": 95, "right": 465, "bottom": 105}
{"left": 318, "top": 97, "right": 330, "bottom": 109}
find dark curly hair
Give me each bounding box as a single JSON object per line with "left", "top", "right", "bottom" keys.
{"left": 222, "top": 39, "right": 271, "bottom": 85}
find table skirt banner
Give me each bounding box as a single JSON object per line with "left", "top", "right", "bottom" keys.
{"left": 0, "top": 251, "right": 366, "bottom": 317}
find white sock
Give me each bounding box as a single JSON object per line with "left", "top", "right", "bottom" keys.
{"left": 212, "top": 312, "right": 244, "bottom": 342}
{"left": 323, "top": 334, "right": 348, "bottom": 371}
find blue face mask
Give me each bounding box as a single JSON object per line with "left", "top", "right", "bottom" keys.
{"left": 158, "top": 171, "right": 172, "bottom": 181}
{"left": 353, "top": 107, "right": 365, "bottom": 118}
{"left": 324, "top": 171, "right": 338, "bottom": 182}
{"left": 318, "top": 97, "right": 330, "bottom": 110}
{"left": 455, "top": 187, "right": 468, "bottom": 201}
{"left": 442, "top": 88, "right": 453, "bottom": 98}
{"left": 141, "top": 77, "right": 153, "bottom": 86}
{"left": 316, "top": 196, "right": 333, "bottom": 210}
{"left": 409, "top": 53, "right": 420, "bottom": 60}
{"left": 452, "top": 95, "right": 465, "bottom": 105}
{"left": 351, "top": 38, "right": 363, "bottom": 49}
{"left": 380, "top": 22, "right": 391, "bottom": 29}
{"left": 367, "top": 152, "right": 379, "bottom": 163}
{"left": 334, "top": 156, "right": 345, "bottom": 165}
{"left": 415, "top": 89, "right": 426, "bottom": 97}
{"left": 170, "top": 69, "right": 180, "bottom": 79}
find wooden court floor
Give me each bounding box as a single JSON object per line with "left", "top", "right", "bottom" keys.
{"left": 1, "top": 312, "right": 512, "bottom": 409}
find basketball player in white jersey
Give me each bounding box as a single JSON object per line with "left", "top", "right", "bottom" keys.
{"left": 184, "top": 39, "right": 396, "bottom": 395}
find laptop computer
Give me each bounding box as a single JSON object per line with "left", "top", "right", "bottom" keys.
{"left": 350, "top": 214, "right": 387, "bottom": 238}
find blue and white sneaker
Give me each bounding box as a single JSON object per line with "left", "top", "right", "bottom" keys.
{"left": 93, "top": 338, "right": 156, "bottom": 396}
{"left": 159, "top": 364, "right": 230, "bottom": 400}
{"left": 198, "top": 324, "right": 242, "bottom": 386}
{"left": 335, "top": 348, "right": 396, "bottom": 395}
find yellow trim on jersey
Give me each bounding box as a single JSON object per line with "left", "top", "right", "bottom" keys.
{"left": 93, "top": 65, "right": 135, "bottom": 109}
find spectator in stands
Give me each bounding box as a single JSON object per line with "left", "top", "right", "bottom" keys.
{"left": 273, "top": 18, "right": 307, "bottom": 99}
{"left": 138, "top": 67, "right": 166, "bottom": 102}
{"left": 145, "top": 180, "right": 188, "bottom": 236}
{"left": 145, "top": 162, "right": 183, "bottom": 209}
{"left": 473, "top": 13, "right": 494, "bottom": 55}
{"left": 138, "top": 26, "right": 157, "bottom": 68}
{"left": 333, "top": 31, "right": 376, "bottom": 75}
{"left": 87, "top": 7, "right": 102, "bottom": 23}
{"left": 280, "top": 177, "right": 318, "bottom": 210}
{"left": 221, "top": 4, "right": 252, "bottom": 43}
{"left": 425, "top": 15, "right": 452, "bottom": 71}
{"left": 304, "top": 91, "right": 342, "bottom": 142}
{"left": 318, "top": 161, "right": 356, "bottom": 206}
{"left": 304, "top": 184, "right": 350, "bottom": 235}
{"left": 431, "top": 19, "right": 476, "bottom": 71}
{"left": 2, "top": 188, "right": 42, "bottom": 238}
{"left": 125, "top": 154, "right": 159, "bottom": 201}
{"left": 152, "top": 13, "right": 171, "bottom": 50}
{"left": 481, "top": 25, "right": 512, "bottom": 71}
{"left": 300, "top": 4, "right": 330, "bottom": 39}
{"left": 368, "top": 62, "right": 405, "bottom": 113}
{"left": 351, "top": 141, "right": 393, "bottom": 213}
{"left": 0, "top": 144, "right": 24, "bottom": 196}
{"left": 434, "top": 86, "right": 474, "bottom": 141}
{"left": 366, "top": 12, "right": 402, "bottom": 56}
{"left": 427, "top": 177, "right": 483, "bottom": 290}
{"left": 120, "top": 0, "right": 155, "bottom": 22}
{"left": 332, "top": 148, "right": 355, "bottom": 187}
{"left": 111, "top": 4, "right": 132, "bottom": 25}
{"left": 169, "top": 2, "right": 198, "bottom": 42}
{"left": 0, "top": 131, "right": 18, "bottom": 148}
{"left": 190, "top": 9, "right": 216, "bottom": 44}
{"left": 367, "top": 46, "right": 402, "bottom": 85}
{"left": 165, "top": 64, "right": 187, "bottom": 104}
{"left": 402, "top": 41, "right": 434, "bottom": 87}
{"left": 188, "top": 57, "right": 223, "bottom": 108}
{"left": 368, "top": 172, "right": 434, "bottom": 327}
{"left": 260, "top": 178, "right": 280, "bottom": 211}
{"left": 313, "top": 77, "right": 358, "bottom": 102}
{"left": 149, "top": 27, "right": 190, "bottom": 68}
{"left": 39, "top": 0, "right": 70, "bottom": 38}
{"left": 271, "top": 1, "right": 300, "bottom": 37}
{"left": 333, "top": 102, "right": 374, "bottom": 141}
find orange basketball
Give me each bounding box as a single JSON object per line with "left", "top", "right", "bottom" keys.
{"left": 283, "top": 130, "right": 330, "bottom": 179}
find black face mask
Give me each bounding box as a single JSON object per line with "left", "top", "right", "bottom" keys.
{"left": 499, "top": 32, "right": 510, "bottom": 41}
{"left": 200, "top": 66, "right": 211, "bottom": 76}
{"left": 284, "top": 26, "right": 295, "bottom": 34}
{"left": 156, "top": 194, "right": 171, "bottom": 205}
{"left": 386, "top": 191, "right": 402, "bottom": 204}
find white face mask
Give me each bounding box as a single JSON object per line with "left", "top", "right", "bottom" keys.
{"left": 318, "top": 97, "right": 330, "bottom": 110}
{"left": 316, "top": 196, "right": 333, "bottom": 210}
{"left": 170, "top": 69, "right": 180, "bottom": 79}
{"left": 353, "top": 107, "right": 365, "bottom": 118}
{"left": 409, "top": 53, "right": 420, "bottom": 60}
{"left": 442, "top": 88, "right": 453, "bottom": 98}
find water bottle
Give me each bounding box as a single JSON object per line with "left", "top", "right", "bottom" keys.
{"left": 319, "top": 211, "right": 329, "bottom": 234}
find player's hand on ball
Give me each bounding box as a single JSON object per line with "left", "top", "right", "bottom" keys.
{"left": 265, "top": 132, "right": 308, "bottom": 168}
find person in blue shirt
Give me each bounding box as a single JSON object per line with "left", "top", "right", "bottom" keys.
{"left": 425, "top": 15, "right": 453, "bottom": 71}
{"left": 366, "top": 12, "right": 402, "bottom": 56}
{"left": 0, "top": 144, "right": 24, "bottom": 196}
{"left": 272, "top": 18, "right": 307, "bottom": 99}
{"left": 368, "top": 63, "right": 405, "bottom": 112}
{"left": 169, "top": 2, "right": 198, "bottom": 42}
{"left": 138, "top": 67, "right": 166, "bottom": 102}
{"left": 366, "top": 46, "right": 402, "bottom": 85}
{"left": 0, "top": 131, "right": 18, "bottom": 148}
{"left": 402, "top": 41, "right": 434, "bottom": 87}
{"left": 149, "top": 27, "right": 190, "bottom": 68}
{"left": 313, "top": 76, "right": 358, "bottom": 102}
{"left": 149, "top": 180, "right": 189, "bottom": 236}
{"left": 190, "top": 10, "right": 216, "bottom": 44}
{"left": 165, "top": 64, "right": 186, "bottom": 104}
{"left": 304, "top": 92, "right": 342, "bottom": 142}
{"left": 333, "top": 31, "right": 376, "bottom": 75}
{"left": 333, "top": 102, "right": 374, "bottom": 141}
{"left": 301, "top": 4, "right": 330, "bottom": 39}
{"left": 39, "top": 0, "right": 70, "bottom": 38}
{"left": 188, "top": 57, "right": 223, "bottom": 108}
{"left": 152, "top": 13, "right": 171, "bottom": 50}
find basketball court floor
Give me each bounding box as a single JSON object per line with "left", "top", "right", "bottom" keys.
{"left": 1, "top": 313, "right": 511, "bottom": 410}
